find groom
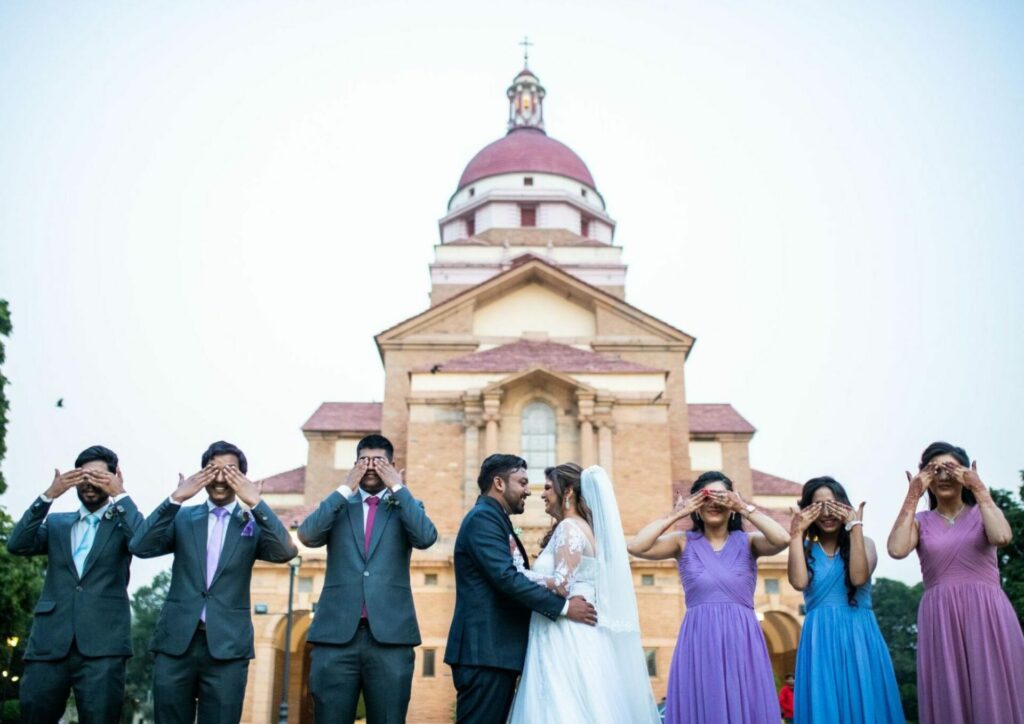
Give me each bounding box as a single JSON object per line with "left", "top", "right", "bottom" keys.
{"left": 445, "top": 453, "right": 597, "bottom": 724}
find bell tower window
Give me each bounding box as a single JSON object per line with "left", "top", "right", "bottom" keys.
{"left": 521, "top": 401, "right": 556, "bottom": 484}
{"left": 465, "top": 215, "right": 475, "bottom": 237}
{"left": 524, "top": 176, "right": 534, "bottom": 186}
{"left": 520, "top": 205, "right": 537, "bottom": 227}
{"left": 580, "top": 217, "right": 590, "bottom": 238}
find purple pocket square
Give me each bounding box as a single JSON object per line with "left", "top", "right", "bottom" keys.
{"left": 241, "top": 515, "right": 255, "bottom": 537}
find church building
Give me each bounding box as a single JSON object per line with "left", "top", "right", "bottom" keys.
{"left": 242, "top": 63, "right": 806, "bottom": 724}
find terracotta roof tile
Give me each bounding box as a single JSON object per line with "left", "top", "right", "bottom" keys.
{"left": 416, "top": 339, "right": 661, "bottom": 374}
{"left": 302, "top": 402, "right": 382, "bottom": 433}
{"left": 687, "top": 404, "right": 756, "bottom": 434}
{"left": 257, "top": 466, "right": 305, "bottom": 494}
{"left": 752, "top": 469, "right": 802, "bottom": 496}
{"left": 271, "top": 503, "right": 316, "bottom": 530}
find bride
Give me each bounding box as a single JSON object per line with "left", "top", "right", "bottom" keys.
{"left": 509, "top": 463, "right": 660, "bottom": 724}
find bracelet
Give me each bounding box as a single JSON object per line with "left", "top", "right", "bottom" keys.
{"left": 845, "top": 520, "right": 864, "bottom": 532}
{"left": 741, "top": 504, "right": 756, "bottom": 518}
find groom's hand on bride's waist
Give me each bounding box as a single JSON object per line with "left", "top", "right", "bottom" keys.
{"left": 566, "top": 596, "right": 598, "bottom": 626}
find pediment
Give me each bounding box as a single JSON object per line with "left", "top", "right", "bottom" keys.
{"left": 376, "top": 255, "right": 695, "bottom": 354}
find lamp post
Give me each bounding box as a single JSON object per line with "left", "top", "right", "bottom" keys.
{"left": 278, "top": 556, "right": 301, "bottom": 724}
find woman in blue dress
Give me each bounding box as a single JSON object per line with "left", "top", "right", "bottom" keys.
{"left": 787, "top": 477, "right": 904, "bottom": 723}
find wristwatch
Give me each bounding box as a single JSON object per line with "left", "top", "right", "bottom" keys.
{"left": 743, "top": 504, "right": 756, "bottom": 517}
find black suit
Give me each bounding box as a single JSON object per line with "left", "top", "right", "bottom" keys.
{"left": 7, "top": 495, "right": 142, "bottom": 724}
{"left": 130, "top": 498, "right": 297, "bottom": 724}
{"left": 445, "top": 496, "right": 565, "bottom": 724}
{"left": 298, "top": 486, "right": 437, "bottom": 723}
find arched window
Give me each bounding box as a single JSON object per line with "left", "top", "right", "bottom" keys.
{"left": 521, "top": 401, "right": 556, "bottom": 484}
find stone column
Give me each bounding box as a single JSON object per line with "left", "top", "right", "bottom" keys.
{"left": 576, "top": 391, "right": 596, "bottom": 467}
{"left": 462, "top": 394, "right": 484, "bottom": 508}
{"left": 595, "top": 394, "right": 615, "bottom": 477}
{"left": 483, "top": 391, "right": 502, "bottom": 455}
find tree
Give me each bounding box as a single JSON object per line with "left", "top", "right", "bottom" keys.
{"left": 0, "top": 300, "right": 46, "bottom": 722}
{"left": 123, "top": 570, "right": 171, "bottom": 723}
{"left": 872, "top": 577, "right": 923, "bottom": 723}
{"left": 0, "top": 299, "right": 11, "bottom": 496}
{"left": 992, "top": 480, "right": 1024, "bottom": 630}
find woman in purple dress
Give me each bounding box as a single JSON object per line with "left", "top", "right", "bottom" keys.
{"left": 629, "top": 471, "right": 790, "bottom": 724}
{"left": 887, "top": 441, "right": 1024, "bottom": 724}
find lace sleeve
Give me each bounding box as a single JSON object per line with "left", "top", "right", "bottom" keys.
{"left": 525, "top": 520, "right": 591, "bottom": 596}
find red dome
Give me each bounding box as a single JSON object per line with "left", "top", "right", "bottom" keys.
{"left": 457, "top": 128, "right": 596, "bottom": 189}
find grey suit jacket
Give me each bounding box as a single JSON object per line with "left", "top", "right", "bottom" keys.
{"left": 7, "top": 496, "right": 143, "bottom": 661}
{"left": 129, "top": 498, "right": 297, "bottom": 660}
{"left": 298, "top": 486, "right": 437, "bottom": 646}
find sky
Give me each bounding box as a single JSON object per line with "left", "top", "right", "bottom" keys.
{"left": 1, "top": 1, "right": 1022, "bottom": 589}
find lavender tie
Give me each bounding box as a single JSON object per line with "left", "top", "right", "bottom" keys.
{"left": 201, "top": 506, "right": 231, "bottom": 622}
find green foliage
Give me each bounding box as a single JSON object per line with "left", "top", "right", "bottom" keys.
{"left": 0, "top": 299, "right": 11, "bottom": 496}
{"left": 123, "top": 570, "right": 171, "bottom": 722}
{"left": 991, "top": 486, "right": 1024, "bottom": 630}
{"left": 0, "top": 513, "right": 46, "bottom": 711}
{"left": 872, "top": 577, "right": 923, "bottom": 723}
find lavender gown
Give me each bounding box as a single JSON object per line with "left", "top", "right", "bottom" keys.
{"left": 916, "top": 505, "right": 1024, "bottom": 724}
{"left": 665, "top": 530, "right": 778, "bottom": 724}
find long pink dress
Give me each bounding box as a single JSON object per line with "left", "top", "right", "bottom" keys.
{"left": 915, "top": 505, "right": 1024, "bottom": 723}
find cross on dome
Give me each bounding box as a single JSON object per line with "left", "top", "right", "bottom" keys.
{"left": 519, "top": 36, "right": 533, "bottom": 68}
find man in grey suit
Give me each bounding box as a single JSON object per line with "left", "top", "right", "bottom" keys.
{"left": 298, "top": 434, "right": 438, "bottom": 724}
{"left": 7, "top": 445, "right": 143, "bottom": 724}
{"left": 130, "top": 440, "right": 298, "bottom": 724}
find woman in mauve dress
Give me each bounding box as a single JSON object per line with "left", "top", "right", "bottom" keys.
{"left": 628, "top": 471, "right": 790, "bottom": 724}
{"left": 888, "top": 441, "right": 1024, "bottom": 724}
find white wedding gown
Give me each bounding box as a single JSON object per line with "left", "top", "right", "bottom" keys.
{"left": 508, "top": 468, "right": 660, "bottom": 724}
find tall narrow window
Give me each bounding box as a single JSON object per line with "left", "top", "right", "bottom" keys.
{"left": 422, "top": 649, "right": 436, "bottom": 677}
{"left": 521, "top": 401, "right": 556, "bottom": 484}
{"left": 580, "top": 218, "right": 590, "bottom": 238}
{"left": 520, "top": 205, "right": 537, "bottom": 227}
{"left": 466, "top": 215, "right": 475, "bottom": 237}
{"left": 645, "top": 649, "right": 658, "bottom": 677}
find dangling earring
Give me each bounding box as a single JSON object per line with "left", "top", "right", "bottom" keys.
{"left": 564, "top": 498, "right": 570, "bottom": 510}
{"left": 694, "top": 511, "right": 702, "bottom": 521}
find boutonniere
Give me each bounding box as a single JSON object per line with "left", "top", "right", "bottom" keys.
{"left": 513, "top": 526, "right": 523, "bottom": 537}
{"left": 385, "top": 495, "right": 401, "bottom": 511}
{"left": 241, "top": 511, "right": 255, "bottom": 537}
{"left": 103, "top": 507, "right": 116, "bottom": 521}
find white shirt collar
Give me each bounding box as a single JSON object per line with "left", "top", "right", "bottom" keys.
{"left": 78, "top": 501, "right": 112, "bottom": 521}
{"left": 207, "top": 500, "right": 239, "bottom": 515}
{"left": 358, "top": 487, "right": 388, "bottom": 504}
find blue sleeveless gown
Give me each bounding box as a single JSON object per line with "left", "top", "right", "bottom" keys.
{"left": 794, "top": 543, "right": 905, "bottom": 723}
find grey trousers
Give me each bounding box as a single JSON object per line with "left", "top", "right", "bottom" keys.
{"left": 20, "top": 642, "right": 126, "bottom": 724}
{"left": 152, "top": 627, "right": 250, "bottom": 724}
{"left": 309, "top": 622, "right": 415, "bottom": 724}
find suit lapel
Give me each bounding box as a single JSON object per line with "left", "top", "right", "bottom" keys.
{"left": 210, "top": 507, "right": 244, "bottom": 587}
{"left": 366, "top": 497, "right": 393, "bottom": 561}
{"left": 347, "top": 495, "right": 366, "bottom": 559}
{"left": 191, "top": 505, "right": 209, "bottom": 585}
{"left": 80, "top": 515, "right": 116, "bottom": 579}
{"left": 477, "top": 497, "right": 529, "bottom": 569}
{"left": 58, "top": 515, "right": 80, "bottom": 581}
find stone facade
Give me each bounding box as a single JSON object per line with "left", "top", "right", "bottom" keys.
{"left": 240, "top": 66, "right": 808, "bottom": 723}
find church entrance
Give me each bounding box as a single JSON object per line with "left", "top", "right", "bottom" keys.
{"left": 758, "top": 608, "right": 801, "bottom": 684}
{"left": 268, "top": 612, "right": 314, "bottom": 724}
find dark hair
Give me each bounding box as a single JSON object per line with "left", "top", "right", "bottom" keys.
{"left": 689, "top": 471, "right": 743, "bottom": 533}
{"left": 201, "top": 441, "right": 248, "bottom": 474}
{"left": 477, "top": 454, "right": 527, "bottom": 494}
{"left": 539, "top": 463, "right": 593, "bottom": 551}
{"left": 919, "top": 441, "right": 975, "bottom": 510}
{"left": 356, "top": 434, "right": 394, "bottom": 462}
{"left": 799, "top": 476, "right": 858, "bottom": 606}
{"left": 75, "top": 445, "right": 118, "bottom": 473}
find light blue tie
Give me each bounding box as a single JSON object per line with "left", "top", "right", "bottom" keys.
{"left": 72, "top": 513, "right": 100, "bottom": 577}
